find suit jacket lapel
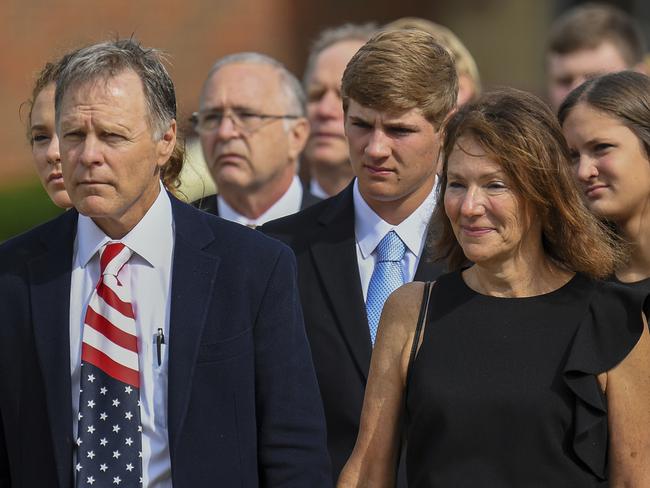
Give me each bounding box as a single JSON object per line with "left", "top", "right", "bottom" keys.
{"left": 166, "top": 197, "right": 221, "bottom": 457}
{"left": 29, "top": 210, "right": 77, "bottom": 488}
{"left": 309, "top": 187, "right": 372, "bottom": 380}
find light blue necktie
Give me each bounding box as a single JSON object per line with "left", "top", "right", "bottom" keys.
{"left": 366, "top": 230, "right": 406, "bottom": 345}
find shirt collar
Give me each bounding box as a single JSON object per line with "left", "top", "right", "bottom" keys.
{"left": 217, "top": 175, "right": 303, "bottom": 226}
{"left": 353, "top": 178, "right": 437, "bottom": 259}
{"left": 309, "top": 178, "right": 330, "bottom": 199}
{"left": 75, "top": 182, "right": 174, "bottom": 269}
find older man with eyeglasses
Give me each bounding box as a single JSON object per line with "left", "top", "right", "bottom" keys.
{"left": 192, "top": 53, "right": 321, "bottom": 227}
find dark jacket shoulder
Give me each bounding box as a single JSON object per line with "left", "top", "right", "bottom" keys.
{"left": 173, "top": 195, "right": 291, "bottom": 263}
{"left": 260, "top": 186, "right": 353, "bottom": 245}
{"left": 0, "top": 210, "right": 76, "bottom": 269}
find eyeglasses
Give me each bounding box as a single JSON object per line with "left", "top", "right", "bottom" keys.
{"left": 190, "top": 108, "right": 301, "bottom": 134}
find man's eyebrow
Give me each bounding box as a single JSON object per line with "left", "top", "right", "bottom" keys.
{"left": 202, "top": 104, "right": 257, "bottom": 113}
{"left": 384, "top": 121, "right": 418, "bottom": 130}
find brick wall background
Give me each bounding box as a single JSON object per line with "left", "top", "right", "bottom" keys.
{"left": 4, "top": 0, "right": 642, "bottom": 192}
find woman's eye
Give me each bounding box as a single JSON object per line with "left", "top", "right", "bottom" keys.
{"left": 32, "top": 134, "right": 51, "bottom": 144}
{"left": 593, "top": 143, "right": 612, "bottom": 153}
{"left": 487, "top": 182, "right": 506, "bottom": 190}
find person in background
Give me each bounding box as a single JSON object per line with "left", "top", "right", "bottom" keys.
{"left": 193, "top": 52, "right": 318, "bottom": 226}
{"left": 385, "top": 17, "right": 481, "bottom": 107}
{"left": 339, "top": 87, "right": 650, "bottom": 487}
{"left": 559, "top": 71, "right": 650, "bottom": 297}
{"left": 300, "top": 23, "right": 377, "bottom": 198}
{"left": 262, "top": 29, "right": 454, "bottom": 485}
{"left": 0, "top": 38, "right": 330, "bottom": 487}
{"left": 546, "top": 2, "right": 646, "bottom": 111}
{"left": 26, "top": 54, "right": 75, "bottom": 208}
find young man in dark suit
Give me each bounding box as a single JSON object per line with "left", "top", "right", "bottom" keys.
{"left": 261, "top": 29, "right": 458, "bottom": 484}
{"left": 0, "top": 39, "right": 330, "bottom": 487}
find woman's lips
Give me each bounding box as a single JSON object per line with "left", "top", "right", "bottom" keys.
{"left": 585, "top": 184, "right": 608, "bottom": 198}
{"left": 461, "top": 225, "right": 493, "bottom": 237}
{"left": 47, "top": 173, "right": 64, "bottom": 183}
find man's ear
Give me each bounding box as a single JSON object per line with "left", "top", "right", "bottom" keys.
{"left": 288, "top": 117, "right": 310, "bottom": 161}
{"left": 156, "top": 119, "right": 177, "bottom": 168}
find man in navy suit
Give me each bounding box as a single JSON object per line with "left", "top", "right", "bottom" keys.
{"left": 261, "top": 29, "right": 457, "bottom": 484}
{"left": 0, "top": 39, "right": 330, "bottom": 487}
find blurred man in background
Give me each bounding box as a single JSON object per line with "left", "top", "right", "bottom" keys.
{"left": 300, "top": 23, "right": 377, "bottom": 198}
{"left": 546, "top": 2, "right": 647, "bottom": 110}
{"left": 194, "top": 53, "right": 319, "bottom": 226}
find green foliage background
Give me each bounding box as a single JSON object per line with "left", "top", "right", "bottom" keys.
{"left": 0, "top": 181, "right": 64, "bottom": 242}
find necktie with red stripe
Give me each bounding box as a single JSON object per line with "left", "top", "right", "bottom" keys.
{"left": 76, "top": 242, "right": 142, "bottom": 487}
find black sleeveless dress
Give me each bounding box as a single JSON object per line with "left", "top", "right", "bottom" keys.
{"left": 405, "top": 271, "right": 649, "bottom": 487}
{"left": 610, "top": 276, "right": 650, "bottom": 316}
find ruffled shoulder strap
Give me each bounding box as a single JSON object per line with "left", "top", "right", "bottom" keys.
{"left": 563, "top": 280, "right": 649, "bottom": 479}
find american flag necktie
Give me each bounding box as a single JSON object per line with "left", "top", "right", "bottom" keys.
{"left": 76, "top": 242, "right": 143, "bottom": 487}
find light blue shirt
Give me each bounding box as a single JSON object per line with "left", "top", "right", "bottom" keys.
{"left": 353, "top": 178, "right": 437, "bottom": 300}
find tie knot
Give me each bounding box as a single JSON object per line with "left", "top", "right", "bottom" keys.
{"left": 99, "top": 242, "right": 133, "bottom": 277}
{"left": 375, "top": 231, "right": 406, "bottom": 263}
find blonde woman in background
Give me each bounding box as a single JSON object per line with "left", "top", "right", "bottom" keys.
{"left": 26, "top": 55, "right": 74, "bottom": 208}
{"left": 560, "top": 71, "right": 650, "bottom": 298}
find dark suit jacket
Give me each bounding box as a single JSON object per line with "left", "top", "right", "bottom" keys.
{"left": 192, "top": 187, "right": 321, "bottom": 217}
{"left": 260, "top": 184, "right": 445, "bottom": 484}
{"left": 0, "top": 196, "right": 331, "bottom": 487}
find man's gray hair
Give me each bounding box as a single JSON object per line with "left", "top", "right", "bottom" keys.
{"left": 55, "top": 38, "right": 177, "bottom": 140}
{"left": 202, "top": 52, "right": 306, "bottom": 117}
{"left": 303, "top": 23, "right": 378, "bottom": 86}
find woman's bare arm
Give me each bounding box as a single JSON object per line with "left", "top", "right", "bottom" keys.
{"left": 607, "top": 312, "right": 650, "bottom": 486}
{"left": 337, "top": 282, "right": 426, "bottom": 487}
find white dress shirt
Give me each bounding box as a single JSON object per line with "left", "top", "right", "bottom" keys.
{"left": 353, "top": 178, "right": 437, "bottom": 301}
{"left": 217, "top": 175, "right": 304, "bottom": 226}
{"left": 69, "top": 183, "right": 174, "bottom": 487}
{"left": 309, "top": 178, "right": 330, "bottom": 199}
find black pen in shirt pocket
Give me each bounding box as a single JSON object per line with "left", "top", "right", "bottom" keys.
{"left": 155, "top": 327, "right": 166, "bottom": 367}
